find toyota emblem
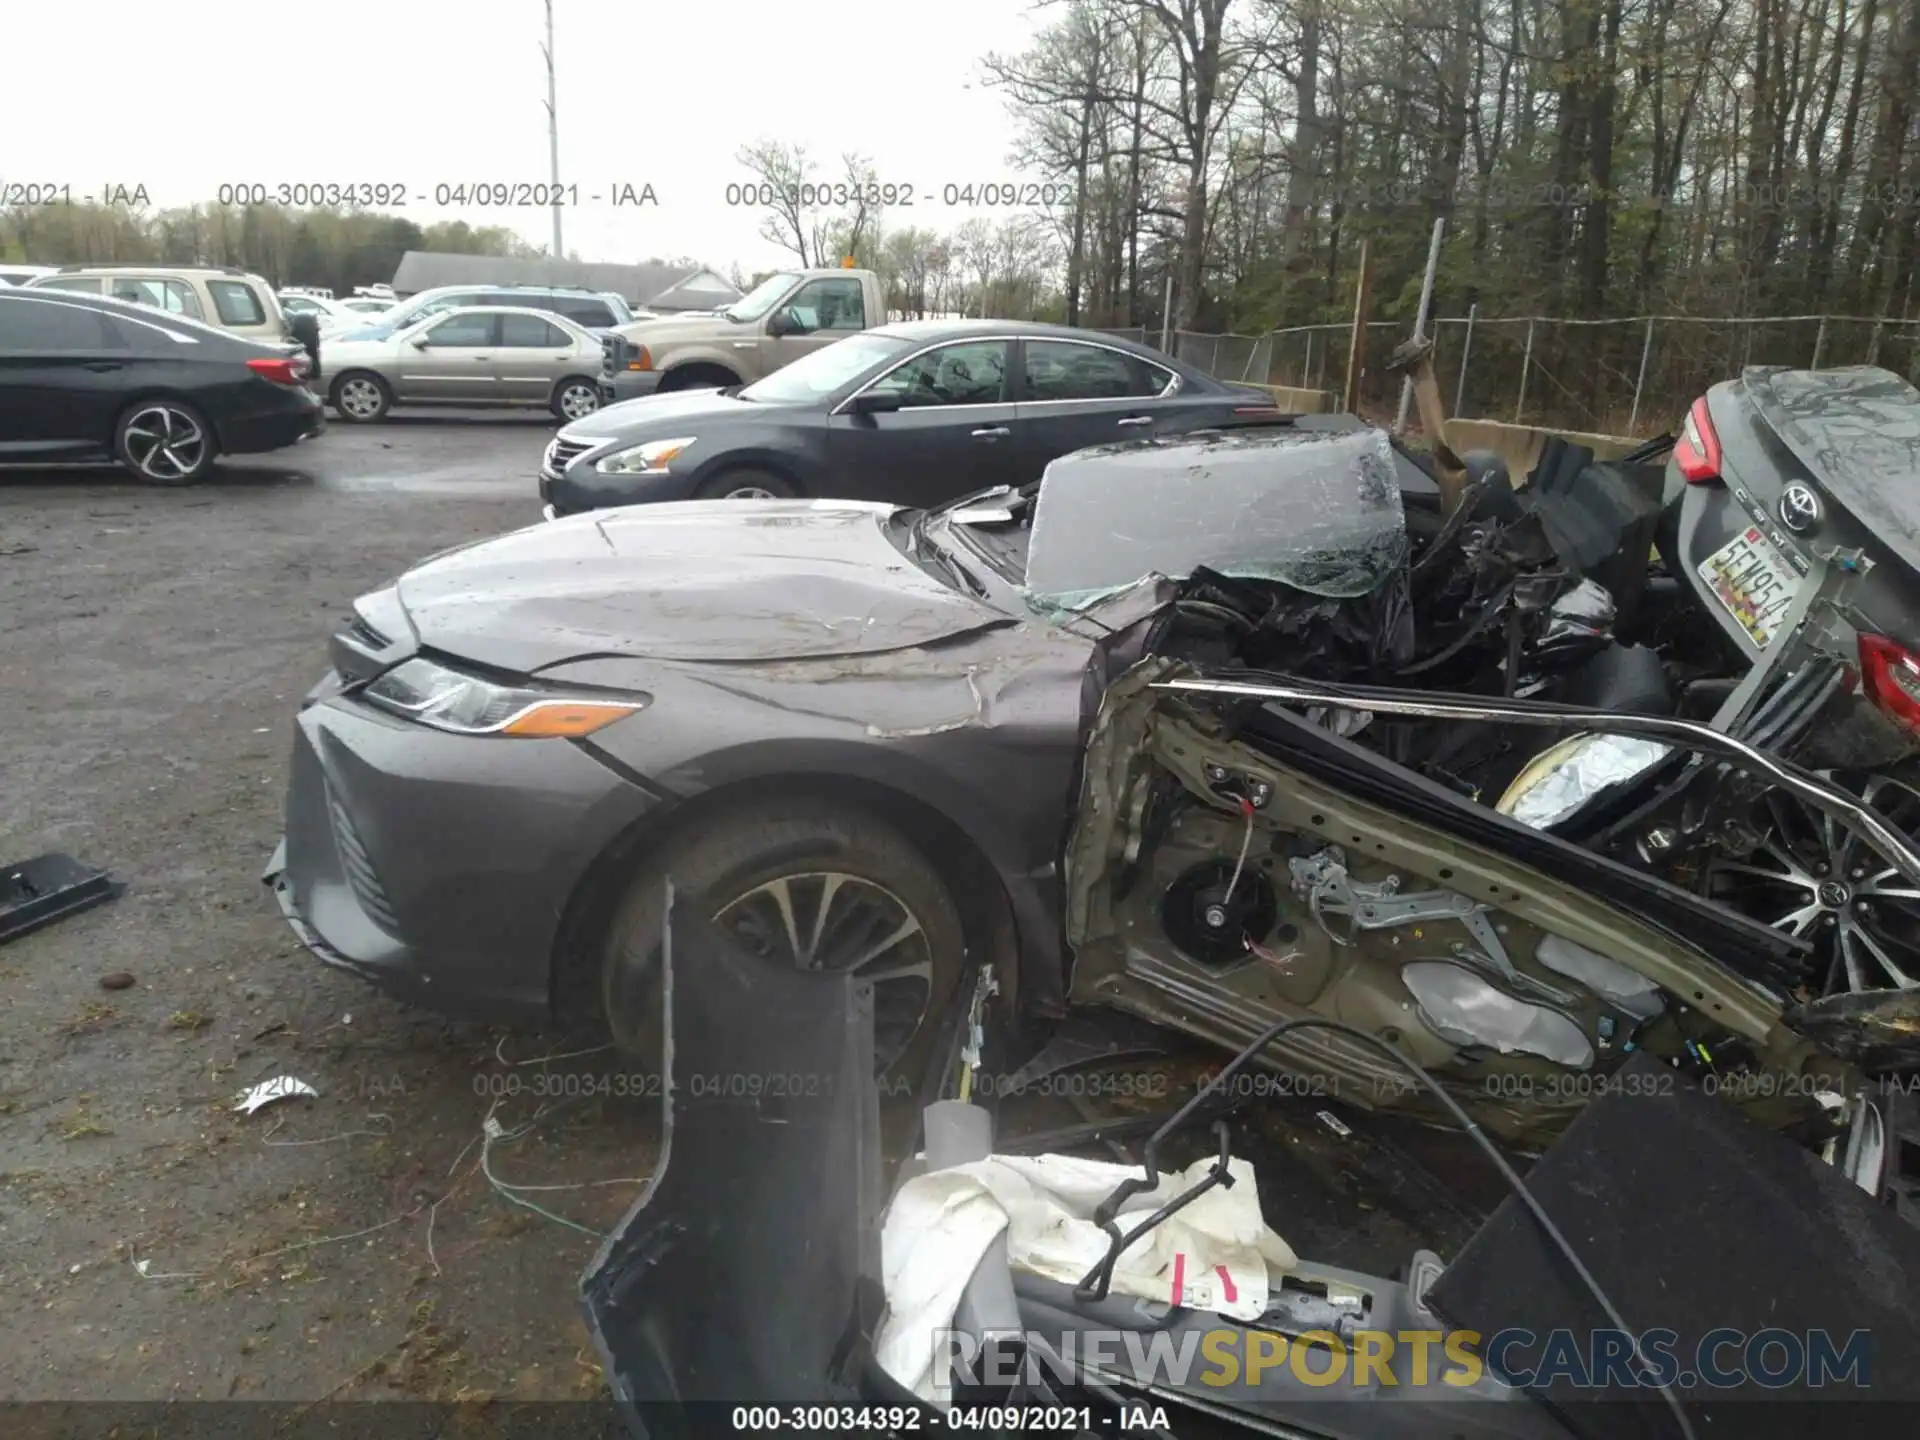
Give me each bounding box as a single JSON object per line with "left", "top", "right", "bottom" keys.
{"left": 1779, "top": 482, "right": 1822, "bottom": 533}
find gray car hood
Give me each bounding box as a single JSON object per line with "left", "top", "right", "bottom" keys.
{"left": 395, "top": 499, "right": 1008, "bottom": 672}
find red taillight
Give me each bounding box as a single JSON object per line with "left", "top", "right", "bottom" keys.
{"left": 1859, "top": 634, "right": 1920, "bottom": 733}
{"left": 247, "top": 355, "right": 308, "bottom": 385}
{"left": 1233, "top": 405, "right": 1282, "bottom": 416}
{"left": 1673, "top": 396, "right": 1722, "bottom": 483}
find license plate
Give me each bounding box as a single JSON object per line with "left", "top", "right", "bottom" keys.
{"left": 1698, "top": 525, "right": 1801, "bottom": 649}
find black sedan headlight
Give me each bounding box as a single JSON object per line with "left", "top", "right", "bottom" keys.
{"left": 362, "top": 657, "right": 647, "bottom": 738}
{"left": 594, "top": 436, "right": 696, "bottom": 475}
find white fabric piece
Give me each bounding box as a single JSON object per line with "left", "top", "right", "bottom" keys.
{"left": 875, "top": 1152, "right": 1297, "bottom": 1401}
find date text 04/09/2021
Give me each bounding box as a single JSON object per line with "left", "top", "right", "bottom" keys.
{"left": 727, "top": 1405, "right": 1123, "bottom": 1432}
{"left": 2, "top": 181, "right": 149, "bottom": 206}
{"left": 208, "top": 181, "right": 658, "bottom": 208}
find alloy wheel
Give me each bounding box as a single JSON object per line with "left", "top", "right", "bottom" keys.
{"left": 711, "top": 872, "right": 936, "bottom": 1072}
{"left": 337, "top": 377, "right": 385, "bottom": 419}
{"left": 1705, "top": 773, "right": 1920, "bottom": 994}
{"left": 559, "top": 382, "right": 600, "bottom": 420}
{"left": 121, "top": 405, "right": 208, "bottom": 481}
{"left": 723, "top": 484, "right": 778, "bottom": 499}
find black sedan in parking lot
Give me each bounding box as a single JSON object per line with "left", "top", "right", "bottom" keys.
{"left": 537, "top": 319, "right": 1283, "bottom": 516}
{"left": 0, "top": 287, "right": 323, "bottom": 483}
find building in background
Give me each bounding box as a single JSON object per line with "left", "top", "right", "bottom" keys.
{"left": 389, "top": 252, "right": 741, "bottom": 311}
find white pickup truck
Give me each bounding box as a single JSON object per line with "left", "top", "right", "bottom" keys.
{"left": 599, "top": 266, "right": 887, "bottom": 403}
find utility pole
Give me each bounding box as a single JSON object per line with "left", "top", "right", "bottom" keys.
{"left": 542, "top": 0, "right": 563, "bottom": 260}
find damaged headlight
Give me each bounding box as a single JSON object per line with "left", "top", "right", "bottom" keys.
{"left": 362, "top": 658, "right": 647, "bottom": 737}
{"left": 594, "top": 436, "right": 696, "bottom": 475}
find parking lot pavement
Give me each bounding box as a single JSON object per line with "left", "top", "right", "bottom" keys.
{"left": 0, "top": 415, "right": 651, "bottom": 1402}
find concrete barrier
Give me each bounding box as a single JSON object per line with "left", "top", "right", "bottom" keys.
{"left": 1441, "top": 417, "right": 1644, "bottom": 482}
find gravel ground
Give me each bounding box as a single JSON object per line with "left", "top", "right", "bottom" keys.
{"left": 0, "top": 413, "right": 647, "bottom": 1403}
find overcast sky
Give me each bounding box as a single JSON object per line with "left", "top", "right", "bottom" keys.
{"left": 6, "top": 0, "right": 1047, "bottom": 275}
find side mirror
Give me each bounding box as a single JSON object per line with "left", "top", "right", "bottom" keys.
{"left": 766, "top": 309, "right": 795, "bottom": 338}
{"left": 410, "top": 335, "right": 431, "bottom": 349}
{"left": 846, "top": 391, "right": 904, "bottom": 416}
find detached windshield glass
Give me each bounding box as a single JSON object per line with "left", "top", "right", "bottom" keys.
{"left": 740, "top": 333, "right": 913, "bottom": 404}
{"left": 1024, "top": 426, "right": 1409, "bottom": 608}
{"left": 723, "top": 272, "right": 801, "bottom": 323}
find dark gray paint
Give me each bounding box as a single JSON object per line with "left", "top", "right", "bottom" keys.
{"left": 395, "top": 501, "right": 1011, "bottom": 673}
{"left": 1745, "top": 364, "right": 1920, "bottom": 576}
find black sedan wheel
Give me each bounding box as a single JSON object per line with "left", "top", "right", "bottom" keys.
{"left": 601, "top": 798, "right": 965, "bottom": 1079}
{"left": 115, "top": 401, "right": 215, "bottom": 485}
{"left": 694, "top": 468, "right": 797, "bottom": 500}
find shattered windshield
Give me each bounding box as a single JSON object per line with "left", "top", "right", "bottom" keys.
{"left": 1023, "top": 426, "right": 1409, "bottom": 609}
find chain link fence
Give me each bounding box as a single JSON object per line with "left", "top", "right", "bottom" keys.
{"left": 1175, "top": 313, "right": 1920, "bottom": 436}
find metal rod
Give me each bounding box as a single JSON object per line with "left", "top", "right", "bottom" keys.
{"left": 1811, "top": 315, "right": 1828, "bottom": 370}
{"left": 1515, "top": 319, "right": 1535, "bottom": 423}
{"left": 1159, "top": 273, "right": 1173, "bottom": 352}
{"left": 1628, "top": 316, "right": 1656, "bottom": 432}
{"left": 1343, "top": 238, "right": 1373, "bottom": 414}
{"left": 1453, "top": 302, "right": 1478, "bottom": 415}
{"left": 1395, "top": 216, "right": 1447, "bottom": 432}
{"left": 543, "top": 0, "right": 563, "bottom": 260}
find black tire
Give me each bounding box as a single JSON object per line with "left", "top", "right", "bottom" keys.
{"left": 551, "top": 375, "right": 602, "bottom": 422}
{"left": 600, "top": 798, "right": 966, "bottom": 1080}
{"left": 329, "top": 370, "right": 392, "bottom": 423}
{"left": 114, "top": 399, "right": 217, "bottom": 485}
{"left": 694, "top": 467, "right": 798, "bottom": 500}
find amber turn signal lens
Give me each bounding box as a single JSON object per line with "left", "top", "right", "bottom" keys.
{"left": 498, "top": 701, "right": 643, "bottom": 738}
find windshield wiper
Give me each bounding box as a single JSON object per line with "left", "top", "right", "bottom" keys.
{"left": 907, "top": 511, "right": 989, "bottom": 599}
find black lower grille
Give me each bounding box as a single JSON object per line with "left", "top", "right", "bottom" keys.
{"left": 325, "top": 785, "right": 400, "bottom": 934}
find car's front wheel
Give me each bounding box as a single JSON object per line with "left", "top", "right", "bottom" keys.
{"left": 330, "top": 371, "right": 392, "bottom": 422}
{"left": 115, "top": 400, "right": 216, "bottom": 484}
{"left": 693, "top": 467, "right": 798, "bottom": 500}
{"left": 600, "top": 797, "right": 965, "bottom": 1080}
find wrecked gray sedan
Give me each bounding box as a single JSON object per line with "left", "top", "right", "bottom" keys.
{"left": 269, "top": 411, "right": 1913, "bottom": 1153}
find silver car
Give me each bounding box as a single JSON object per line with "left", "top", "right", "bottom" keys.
{"left": 322, "top": 306, "right": 606, "bottom": 423}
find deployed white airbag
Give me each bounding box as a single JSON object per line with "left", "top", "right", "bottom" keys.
{"left": 874, "top": 1151, "right": 1297, "bottom": 1401}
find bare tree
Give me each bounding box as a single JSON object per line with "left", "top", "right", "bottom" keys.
{"left": 736, "top": 139, "right": 820, "bottom": 266}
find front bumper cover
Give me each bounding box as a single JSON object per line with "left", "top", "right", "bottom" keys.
{"left": 264, "top": 686, "right": 662, "bottom": 1026}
